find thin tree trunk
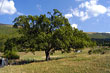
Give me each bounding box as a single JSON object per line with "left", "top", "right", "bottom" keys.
{"left": 45, "top": 49, "right": 50, "bottom": 61}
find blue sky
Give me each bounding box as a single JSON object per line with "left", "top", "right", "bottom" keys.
{"left": 0, "top": 0, "right": 110, "bottom": 32}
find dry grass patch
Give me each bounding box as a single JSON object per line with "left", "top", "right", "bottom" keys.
{"left": 0, "top": 49, "right": 110, "bottom": 73}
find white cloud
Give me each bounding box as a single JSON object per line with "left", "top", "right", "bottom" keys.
{"left": 80, "top": 11, "right": 84, "bottom": 17}
{"left": 83, "top": 1, "right": 107, "bottom": 17}
{"left": 17, "top": 12, "right": 24, "bottom": 15}
{"left": 81, "top": 12, "right": 89, "bottom": 21}
{"left": 0, "top": 0, "right": 17, "bottom": 15}
{"left": 107, "top": 7, "right": 110, "bottom": 16}
{"left": 107, "top": 13, "right": 110, "bottom": 16}
{"left": 71, "top": 8, "right": 89, "bottom": 21}
{"left": 64, "top": 13, "right": 73, "bottom": 19}
{"left": 72, "top": 8, "right": 80, "bottom": 17}
{"left": 71, "top": 24, "right": 78, "bottom": 28}
{"left": 69, "top": 0, "right": 110, "bottom": 21}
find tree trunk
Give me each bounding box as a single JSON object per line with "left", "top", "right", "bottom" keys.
{"left": 45, "top": 49, "right": 50, "bottom": 61}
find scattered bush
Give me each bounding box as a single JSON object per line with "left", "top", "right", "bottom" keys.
{"left": 88, "top": 50, "right": 92, "bottom": 55}
{"left": 88, "top": 47, "right": 110, "bottom": 55}
{"left": 4, "top": 51, "right": 19, "bottom": 60}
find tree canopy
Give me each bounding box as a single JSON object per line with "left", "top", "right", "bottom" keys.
{"left": 4, "top": 9, "right": 95, "bottom": 60}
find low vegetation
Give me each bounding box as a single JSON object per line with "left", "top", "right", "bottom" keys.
{"left": 88, "top": 47, "right": 110, "bottom": 54}
{"left": 0, "top": 49, "right": 110, "bottom": 73}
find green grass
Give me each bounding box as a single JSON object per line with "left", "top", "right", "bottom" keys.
{"left": 87, "top": 33, "right": 110, "bottom": 39}
{"left": 0, "top": 25, "right": 19, "bottom": 38}
{"left": 0, "top": 24, "right": 20, "bottom": 51}
{"left": 0, "top": 49, "right": 110, "bottom": 73}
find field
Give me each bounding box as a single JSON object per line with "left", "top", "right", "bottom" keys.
{"left": 0, "top": 48, "right": 110, "bottom": 73}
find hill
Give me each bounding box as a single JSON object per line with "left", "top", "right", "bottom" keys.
{"left": 86, "top": 32, "right": 110, "bottom": 46}
{"left": 0, "top": 23, "right": 20, "bottom": 52}
{"left": 86, "top": 32, "right": 110, "bottom": 39}
{"left": 0, "top": 23, "right": 17, "bottom": 36}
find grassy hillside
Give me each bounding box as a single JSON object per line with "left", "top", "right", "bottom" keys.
{"left": 87, "top": 32, "right": 110, "bottom": 39}
{"left": 0, "top": 24, "right": 20, "bottom": 51}
{"left": 0, "top": 24, "right": 19, "bottom": 37}
{"left": 86, "top": 32, "right": 110, "bottom": 46}
{"left": 0, "top": 49, "right": 110, "bottom": 73}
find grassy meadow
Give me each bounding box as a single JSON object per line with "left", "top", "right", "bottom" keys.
{"left": 0, "top": 48, "right": 110, "bottom": 73}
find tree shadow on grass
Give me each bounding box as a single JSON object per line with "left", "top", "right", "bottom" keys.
{"left": 11, "top": 55, "right": 76, "bottom": 65}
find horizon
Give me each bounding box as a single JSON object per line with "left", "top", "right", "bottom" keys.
{"left": 0, "top": 0, "right": 110, "bottom": 32}
{"left": 0, "top": 23, "right": 110, "bottom": 33}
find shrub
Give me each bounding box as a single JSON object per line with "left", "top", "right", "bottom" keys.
{"left": 92, "top": 48, "right": 103, "bottom": 54}
{"left": 4, "top": 38, "right": 19, "bottom": 60}
{"left": 88, "top": 47, "right": 110, "bottom": 54}
{"left": 4, "top": 51, "right": 19, "bottom": 60}
{"left": 88, "top": 50, "right": 92, "bottom": 55}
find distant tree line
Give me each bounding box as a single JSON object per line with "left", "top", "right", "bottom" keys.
{"left": 91, "top": 38, "right": 110, "bottom": 46}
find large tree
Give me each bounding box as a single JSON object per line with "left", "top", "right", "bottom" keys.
{"left": 11, "top": 9, "right": 93, "bottom": 61}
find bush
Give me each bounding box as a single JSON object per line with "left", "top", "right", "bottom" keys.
{"left": 88, "top": 48, "right": 110, "bottom": 54}
{"left": 4, "top": 51, "right": 19, "bottom": 60}
{"left": 92, "top": 48, "right": 103, "bottom": 54}
{"left": 103, "top": 48, "right": 110, "bottom": 50}
{"left": 4, "top": 38, "right": 19, "bottom": 60}
{"left": 88, "top": 50, "right": 92, "bottom": 55}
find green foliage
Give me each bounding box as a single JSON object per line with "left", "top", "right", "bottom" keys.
{"left": 53, "top": 26, "right": 73, "bottom": 51}
{"left": 11, "top": 9, "right": 94, "bottom": 60}
{"left": 13, "top": 9, "right": 71, "bottom": 52}
{"left": 70, "top": 28, "right": 96, "bottom": 49}
{"left": 87, "top": 32, "right": 110, "bottom": 46}
{"left": 4, "top": 50, "right": 19, "bottom": 60}
{"left": 88, "top": 47, "right": 110, "bottom": 54}
{"left": 91, "top": 48, "right": 103, "bottom": 54}
{"left": 3, "top": 38, "right": 19, "bottom": 59}
{"left": 0, "top": 24, "right": 20, "bottom": 52}
{"left": 91, "top": 38, "right": 110, "bottom": 46}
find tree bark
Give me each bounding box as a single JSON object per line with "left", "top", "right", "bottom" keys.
{"left": 45, "top": 49, "right": 50, "bottom": 61}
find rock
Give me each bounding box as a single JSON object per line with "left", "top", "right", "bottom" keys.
{"left": 0, "top": 57, "right": 8, "bottom": 67}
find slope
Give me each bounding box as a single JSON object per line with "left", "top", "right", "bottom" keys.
{"left": 0, "top": 23, "right": 20, "bottom": 52}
